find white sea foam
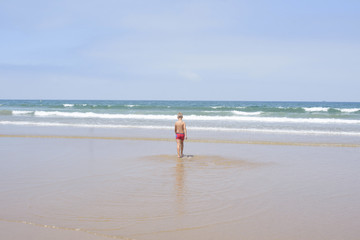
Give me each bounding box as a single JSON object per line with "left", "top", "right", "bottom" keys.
{"left": 304, "top": 107, "right": 329, "bottom": 112}
{"left": 202, "top": 110, "right": 262, "bottom": 116}
{"left": 31, "top": 111, "right": 360, "bottom": 124}
{"left": 304, "top": 107, "right": 360, "bottom": 113}
{"left": 34, "top": 111, "right": 176, "bottom": 120}
{"left": 12, "top": 111, "right": 33, "bottom": 115}
{"left": 63, "top": 104, "right": 74, "bottom": 107}
{"left": 0, "top": 121, "right": 172, "bottom": 130}
{"left": 338, "top": 108, "right": 360, "bottom": 113}
{"left": 231, "top": 110, "right": 262, "bottom": 116}
{"left": 191, "top": 126, "right": 360, "bottom": 136}
{"left": 211, "top": 106, "right": 224, "bottom": 109}
{"left": 125, "top": 105, "right": 138, "bottom": 108}
{"left": 1, "top": 120, "right": 360, "bottom": 136}
{"left": 303, "top": 107, "right": 360, "bottom": 113}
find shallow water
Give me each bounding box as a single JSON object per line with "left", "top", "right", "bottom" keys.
{"left": 1, "top": 134, "right": 359, "bottom": 240}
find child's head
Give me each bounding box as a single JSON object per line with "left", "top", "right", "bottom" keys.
{"left": 177, "top": 112, "right": 183, "bottom": 119}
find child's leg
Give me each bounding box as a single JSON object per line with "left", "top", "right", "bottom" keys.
{"left": 177, "top": 139, "right": 181, "bottom": 157}
{"left": 180, "top": 140, "right": 184, "bottom": 157}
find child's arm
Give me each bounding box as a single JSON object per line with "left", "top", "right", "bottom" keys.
{"left": 184, "top": 122, "right": 187, "bottom": 139}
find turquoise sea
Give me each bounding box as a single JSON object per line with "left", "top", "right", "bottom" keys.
{"left": 1, "top": 100, "right": 360, "bottom": 136}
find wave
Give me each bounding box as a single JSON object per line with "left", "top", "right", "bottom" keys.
{"left": 2, "top": 110, "right": 357, "bottom": 125}
{"left": 233, "top": 106, "right": 360, "bottom": 114}
{"left": 1, "top": 120, "right": 360, "bottom": 136}
{"left": 303, "top": 107, "right": 360, "bottom": 113}
{"left": 0, "top": 110, "right": 13, "bottom": 115}
{"left": 33, "top": 111, "right": 177, "bottom": 119}
{"left": 63, "top": 104, "right": 74, "bottom": 107}
{"left": 202, "top": 110, "right": 262, "bottom": 116}
{"left": 303, "top": 107, "right": 329, "bottom": 112}
{"left": 3, "top": 100, "right": 360, "bottom": 115}
{"left": 231, "top": 110, "right": 262, "bottom": 116}
{"left": 13, "top": 111, "right": 34, "bottom": 115}
{"left": 0, "top": 121, "right": 173, "bottom": 130}
{"left": 338, "top": 108, "right": 360, "bottom": 113}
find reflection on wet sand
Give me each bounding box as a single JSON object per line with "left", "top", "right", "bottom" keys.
{"left": 147, "top": 154, "right": 267, "bottom": 169}
{"left": 175, "top": 158, "right": 185, "bottom": 215}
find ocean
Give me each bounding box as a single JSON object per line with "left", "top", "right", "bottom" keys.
{"left": 1, "top": 100, "right": 360, "bottom": 137}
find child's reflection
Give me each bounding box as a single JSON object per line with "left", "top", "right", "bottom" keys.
{"left": 175, "top": 158, "right": 185, "bottom": 215}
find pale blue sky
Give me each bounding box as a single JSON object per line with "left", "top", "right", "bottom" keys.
{"left": 1, "top": 0, "right": 359, "bottom": 101}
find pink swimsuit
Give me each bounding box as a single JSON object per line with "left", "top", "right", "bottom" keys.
{"left": 176, "top": 133, "right": 185, "bottom": 140}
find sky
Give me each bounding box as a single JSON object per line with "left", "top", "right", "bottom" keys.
{"left": 0, "top": 0, "right": 359, "bottom": 101}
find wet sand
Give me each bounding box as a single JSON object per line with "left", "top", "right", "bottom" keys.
{"left": 1, "top": 128, "right": 360, "bottom": 240}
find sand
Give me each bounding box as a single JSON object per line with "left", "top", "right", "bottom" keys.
{"left": 0, "top": 127, "right": 360, "bottom": 240}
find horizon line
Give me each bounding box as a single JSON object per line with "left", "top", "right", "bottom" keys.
{"left": 0, "top": 98, "right": 359, "bottom": 103}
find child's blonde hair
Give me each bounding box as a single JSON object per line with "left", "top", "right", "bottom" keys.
{"left": 177, "top": 112, "right": 183, "bottom": 119}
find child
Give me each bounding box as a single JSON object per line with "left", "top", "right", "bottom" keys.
{"left": 175, "top": 112, "right": 187, "bottom": 158}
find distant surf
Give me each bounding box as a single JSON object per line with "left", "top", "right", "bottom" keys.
{"left": 4, "top": 110, "right": 360, "bottom": 124}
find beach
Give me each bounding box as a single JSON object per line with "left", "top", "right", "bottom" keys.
{"left": 2, "top": 0, "right": 360, "bottom": 237}
{"left": 1, "top": 124, "right": 360, "bottom": 240}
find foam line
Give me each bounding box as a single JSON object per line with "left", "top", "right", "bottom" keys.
{"left": 7, "top": 110, "right": 360, "bottom": 124}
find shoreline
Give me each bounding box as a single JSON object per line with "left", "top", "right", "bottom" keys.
{"left": 1, "top": 134, "right": 360, "bottom": 148}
